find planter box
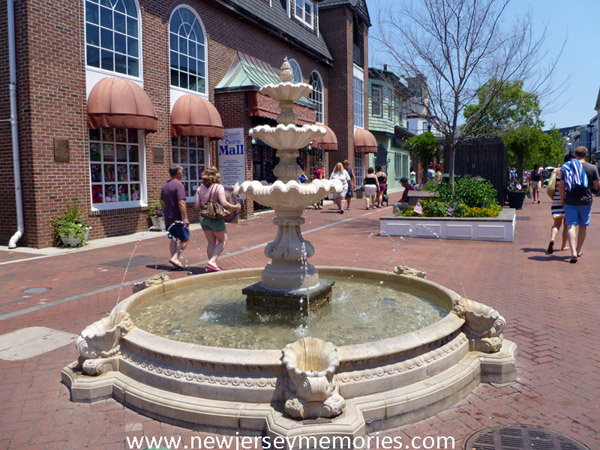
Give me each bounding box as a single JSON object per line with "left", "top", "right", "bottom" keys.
{"left": 380, "top": 208, "right": 516, "bottom": 242}
{"left": 150, "top": 216, "right": 166, "bottom": 231}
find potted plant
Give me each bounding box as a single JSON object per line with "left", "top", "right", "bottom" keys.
{"left": 506, "top": 182, "right": 529, "bottom": 210}
{"left": 148, "top": 201, "right": 165, "bottom": 231}
{"left": 52, "top": 202, "right": 92, "bottom": 247}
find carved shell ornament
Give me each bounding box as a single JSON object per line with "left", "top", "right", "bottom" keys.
{"left": 280, "top": 58, "right": 294, "bottom": 82}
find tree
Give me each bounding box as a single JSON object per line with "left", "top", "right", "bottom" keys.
{"left": 464, "top": 79, "right": 543, "bottom": 137}
{"left": 530, "top": 129, "right": 564, "bottom": 169}
{"left": 374, "top": 0, "right": 558, "bottom": 195}
{"left": 464, "top": 79, "right": 544, "bottom": 177}
{"left": 403, "top": 132, "right": 439, "bottom": 181}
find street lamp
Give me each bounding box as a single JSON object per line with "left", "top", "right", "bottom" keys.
{"left": 587, "top": 123, "right": 594, "bottom": 164}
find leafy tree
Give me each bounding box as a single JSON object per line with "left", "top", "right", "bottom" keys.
{"left": 464, "top": 79, "right": 543, "bottom": 137}
{"left": 374, "top": 0, "right": 558, "bottom": 195}
{"left": 502, "top": 126, "right": 543, "bottom": 176}
{"left": 532, "top": 129, "right": 565, "bottom": 169}
{"left": 403, "top": 132, "right": 438, "bottom": 181}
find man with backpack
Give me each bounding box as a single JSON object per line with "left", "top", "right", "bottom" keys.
{"left": 559, "top": 146, "right": 600, "bottom": 263}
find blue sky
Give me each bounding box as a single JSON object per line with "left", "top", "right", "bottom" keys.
{"left": 366, "top": 0, "right": 600, "bottom": 130}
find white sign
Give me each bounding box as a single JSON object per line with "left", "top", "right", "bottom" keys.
{"left": 217, "top": 128, "right": 246, "bottom": 188}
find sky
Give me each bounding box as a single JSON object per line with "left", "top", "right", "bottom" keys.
{"left": 366, "top": 0, "right": 600, "bottom": 130}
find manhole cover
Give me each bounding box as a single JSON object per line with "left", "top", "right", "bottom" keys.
{"left": 464, "top": 424, "right": 590, "bottom": 450}
{"left": 516, "top": 216, "right": 531, "bottom": 221}
{"left": 22, "top": 287, "right": 52, "bottom": 294}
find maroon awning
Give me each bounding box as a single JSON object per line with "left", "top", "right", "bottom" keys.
{"left": 171, "top": 95, "right": 224, "bottom": 139}
{"left": 354, "top": 128, "right": 377, "bottom": 153}
{"left": 87, "top": 77, "right": 158, "bottom": 132}
{"left": 311, "top": 124, "right": 338, "bottom": 151}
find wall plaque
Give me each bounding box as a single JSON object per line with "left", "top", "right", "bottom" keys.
{"left": 153, "top": 147, "right": 164, "bottom": 163}
{"left": 53, "top": 138, "right": 70, "bottom": 162}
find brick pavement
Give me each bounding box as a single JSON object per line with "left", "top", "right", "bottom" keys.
{"left": 0, "top": 191, "right": 599, "bottom": 449}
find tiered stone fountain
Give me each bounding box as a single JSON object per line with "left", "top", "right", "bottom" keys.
{"left": 235, "top": 60, "right": 341, "bottom": 314}
{"left": 62, "top": 60, "right": 517, "bottom": 448}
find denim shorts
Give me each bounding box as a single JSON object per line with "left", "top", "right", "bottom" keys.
{"left": 167, "top": 223, "right": 190, "bottom": 241}
{"left": 200, "top": 217, "right": 226, "bottom": 232}
{"left": 564, "top": 204, "right": 592, "bottom": 227}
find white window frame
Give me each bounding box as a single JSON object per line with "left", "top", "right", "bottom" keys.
{"left": 171, "top": 136, "right": 211, "bottom": 200}
{"left": 89, "top": 128, "right": 147, "bottom": 211}
{"left": 294, "top": 0, "right": 314, "bottom": 28}
{"left": 309, "top": 71, "right": 324, "bottom": 124}
{"left": 84, "top": 0, "right": 143, "bottom": 81}
{"left": 371, "top": 85, "right": 382, "bottom": 117}
{"left": 168, "top": 6, "right": 208, "bottom": 98}
{"left": 353, "top": 65, "right": 364, "bottom": 128}
{"left": 288, "top": 58, "right": 303, "bottom": 83}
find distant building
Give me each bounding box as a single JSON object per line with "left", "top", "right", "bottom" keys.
{"left": 367, "top": 65, "right": 412, "bottom": 191}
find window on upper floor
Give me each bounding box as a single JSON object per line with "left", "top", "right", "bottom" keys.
{"left": 371, "top": 85, "right": 382, "bottom": 117}
{"left": 353, "top": 66, "right": 364, "bottom": 128}
{"left": 169, "top": 6, "right": 207, "bottom": 94}
{"left": 387, "top": 88, "right": 394, "bottom": 120}
{"left": 288, "top": 59, "right": 303, "bottom": 83}
{"left": 309, "top": 71, "right": 324, "bottom": 123}
{"left": 295, "top": 0, "right": 314, "bottom": 28}
{"left": 85, "top": 0, "right": 140, "bottom": 77}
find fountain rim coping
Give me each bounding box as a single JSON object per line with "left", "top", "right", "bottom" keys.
{"left": 119, "top": 267, "right": 465, "bottom": 369}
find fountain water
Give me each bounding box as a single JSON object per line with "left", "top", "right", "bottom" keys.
{"left": 62, "top": 59, "right": 517, "bottom": 447}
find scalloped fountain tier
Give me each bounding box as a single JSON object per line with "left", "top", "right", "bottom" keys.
{"left": 62, "top": 267, "right": 517, "bottom": 443}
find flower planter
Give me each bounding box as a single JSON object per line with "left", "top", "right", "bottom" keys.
{"left": 507, "top": 191, "right": 526, "bottom": 210}
{"left": 150, "top": 215, "right": 166, "bottom": 231}
{"left": 60, "top": 227, "right": 92, "bottom": 247}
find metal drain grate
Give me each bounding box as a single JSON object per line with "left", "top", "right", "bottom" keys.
{"left": 22, "top": 286, "right": 52, "bottom": 294}
{"left": 464, "top": 424, "right": 590, "bottom": 450}
{"left": 516, "top": 216, "right": 531, "bottom": 221}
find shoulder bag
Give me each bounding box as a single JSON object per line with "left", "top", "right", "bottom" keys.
{"left": 546, "top": 170, "right": 557, "bottom": 199}
{"left": 200, "top": 185, "right": 230, "bottom": 220}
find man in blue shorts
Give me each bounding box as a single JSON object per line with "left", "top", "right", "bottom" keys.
{"left": 559, "top": 146, "right": 600, "bottom": 263}
{"left": 161, "top": 165, "right": 190, "bottom": 270}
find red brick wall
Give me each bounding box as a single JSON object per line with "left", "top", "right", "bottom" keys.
{"left": 7, "top": 0, "right": 344, "bottom": 247}
{"left": 320, "top": 6, "right": 353, "bottom": 174}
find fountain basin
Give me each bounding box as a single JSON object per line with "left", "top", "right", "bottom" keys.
{"left": 62, "top": 267, "right": 516, "bottom": 444}
{"left": 260, "top": 82, "right": 313, "bottom": 103}
{"left": 234, "top": 179, "right": 341, "bottom": 211}
{"left": 249, "top": 124, "right": 325, "bottom": 151}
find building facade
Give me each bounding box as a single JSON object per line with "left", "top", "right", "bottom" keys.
{"left": 1, "top": 0, "right": 374, "bottom": 247}
{"left": 367, "top": 65, "right": 412, "bottom": 192}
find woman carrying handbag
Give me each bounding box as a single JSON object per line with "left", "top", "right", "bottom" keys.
{"left": 195, "top": 167, "right": 241, "bottom": 272}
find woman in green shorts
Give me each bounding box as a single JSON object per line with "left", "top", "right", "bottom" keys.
{"left": 194, "top": 167, "right": 241, "bottom": 272}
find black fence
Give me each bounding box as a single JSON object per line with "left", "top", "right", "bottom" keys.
{"left": 444, "top": 138, "right": 507, "bottom": 204}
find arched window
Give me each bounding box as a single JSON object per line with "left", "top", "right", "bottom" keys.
{"left": 85, "top": 0, "right": 140, "bottom": 77}
{"left": 309, "top": 71, "right": 323, "bottom": 123}
{"left": 169, "top": 6, "right": 207, "bottom": 94}
{"left": 288, "top": 59, "right": 303, "bottom": 83}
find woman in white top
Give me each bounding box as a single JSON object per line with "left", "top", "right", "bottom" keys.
{"left": 329, "top": 162, "right": 350, "bottom": 214}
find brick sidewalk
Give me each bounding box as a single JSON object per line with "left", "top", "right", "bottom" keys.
{"left": 1, "top": 192, "right": 599, "bottom": 449}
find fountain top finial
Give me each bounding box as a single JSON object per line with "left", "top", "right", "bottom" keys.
{"left": 280, "top": 58, "right": 294, "bottom": 83}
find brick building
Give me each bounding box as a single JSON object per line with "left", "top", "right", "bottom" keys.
{"left": 0, "top": 0, "right": 374, "bottom": 248}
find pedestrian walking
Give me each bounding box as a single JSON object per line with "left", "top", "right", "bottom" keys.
{"left": 363, "top": 167, "right": 379, "bottom": 209}
{"left": 547, "top": 155, "right": 572, "bottom": 254}
{"left": 343, "top": 160, "right": 356, "bottom": 210}
{"left": 559, "top": 146, "right": 600, "bottom": 263}
{"left": 375, "top": 166, "right": 388, "bottom": 207}
{"left": 529, "top": 164, "right": 543, "bottom": 204}
{"left": 194, "top": 166, "right": 242, "bottom": 272}
{"left": 161, "top": 164, "right": 190, "bottom": 270}
{"left": 311, "top": 164, "right": 324, "bottom": 209}
{"left": 330, "top": 162, "right": 350, "bottom": 214}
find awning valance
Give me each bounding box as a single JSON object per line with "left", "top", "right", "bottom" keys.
{"left": 354, "top": 128, "right": 377, "bottom": 153}
{"left": 171, "top": 95, "right": 224, "bottom": 139}
{"left": 311, "top": 124, "right": 338, "bottom": 151}
{"left": 87, "top": 77, "right": 157, "bottom": 132}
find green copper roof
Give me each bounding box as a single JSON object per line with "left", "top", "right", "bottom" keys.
{"left": 215, "top": 52, "right": 313, "bottom": 107}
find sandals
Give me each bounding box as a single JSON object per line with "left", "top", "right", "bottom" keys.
{"left": 169, "top": 260, "right": 188, "bottom": 271}
{"left": 205, "top": 263, "right": 222, "bottom": 272}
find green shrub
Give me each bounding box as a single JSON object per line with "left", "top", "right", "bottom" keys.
{"left": 430, "top": 176, "right": 499, "bottom": 208}
{"left": 52, "top": 202, "right": 90, "bottom": 247}
{"left": 397, "top": 200, "right": 501, "bottom": 218}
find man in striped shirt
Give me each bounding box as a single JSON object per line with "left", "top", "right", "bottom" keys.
{"left": 559, "top": 146, "right": 600, "bottom": 263}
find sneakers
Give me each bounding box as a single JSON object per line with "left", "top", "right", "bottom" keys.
{"left": 337, "top": 210, "right": 344, "bottom": 214}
